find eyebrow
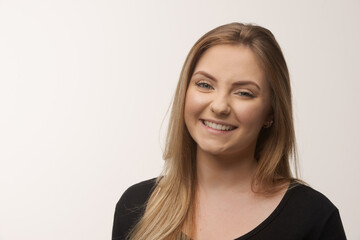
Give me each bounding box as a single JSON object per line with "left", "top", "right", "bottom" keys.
{"left": 193, "top": 71, "right": 261, "bottom": 90}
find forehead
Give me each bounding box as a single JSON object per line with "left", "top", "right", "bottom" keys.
{"left": 193, "top": 44, "right": 266, "bottom": 86}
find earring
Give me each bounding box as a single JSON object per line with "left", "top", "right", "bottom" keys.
{"left": 263, "top": 120, "right": 273, "bottom": 128}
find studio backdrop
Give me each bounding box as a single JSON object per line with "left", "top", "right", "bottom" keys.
{"left": 0, "top": 0, "right": 359, "bottom": 239}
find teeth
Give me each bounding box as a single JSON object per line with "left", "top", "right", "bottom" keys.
{"left": 203, "top": 120, "right": 235, "bottom": 131}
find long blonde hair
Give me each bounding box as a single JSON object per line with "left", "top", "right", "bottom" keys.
{"left": 128, "top": 22, "right": 299, "bottom": 240}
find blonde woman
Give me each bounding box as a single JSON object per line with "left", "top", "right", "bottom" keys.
{"left": 112, "top": 23, "right": 346, "bottom": 240}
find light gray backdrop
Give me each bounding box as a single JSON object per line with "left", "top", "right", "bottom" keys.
{"left": 0, "top": 0, "right": 359, "bottom": 239}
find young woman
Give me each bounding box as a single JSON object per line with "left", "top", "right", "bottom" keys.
{"left": 112, "top": 23, "right": 346, "bottom": 240}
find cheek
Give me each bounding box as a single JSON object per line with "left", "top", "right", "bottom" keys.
{"left": 233, "top": 102, "right": 268, "bottom": 126}
{"left": 184, "top": 89, "right": 208, "bottom": 120}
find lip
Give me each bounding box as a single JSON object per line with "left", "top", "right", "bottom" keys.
{"left": 200, "top": 118, "right": 238, "bottom": 128}
{"left": 200, "top": 119, "right": 238, "bottom": 134}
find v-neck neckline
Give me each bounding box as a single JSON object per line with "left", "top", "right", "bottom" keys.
{"left": 183, "top": 182, "right": 299, "bottom": 240}
{"left": 233, "top": 183, "right": 297, "bottom": 240}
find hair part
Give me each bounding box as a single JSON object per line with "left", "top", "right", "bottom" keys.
{"left": 127, "top": 22, "right": 301, "bottom": 240}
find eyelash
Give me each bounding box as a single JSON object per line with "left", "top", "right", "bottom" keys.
{"left": 196, "top": 81, "right": 213, "bottom": 89}
{"left": 236, "top": 91, "right": 254, "bottom": 98}
{"left": 195, "top": 81, "right": 254, "bottom": 98}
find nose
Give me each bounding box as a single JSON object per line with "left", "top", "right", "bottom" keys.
{"left": 210, "top": 94, "right": 231, "bottom": 116}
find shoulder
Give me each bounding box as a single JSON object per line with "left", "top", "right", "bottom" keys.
{"left": 287, "top": 183, "right": 337, "bottom": 214}
{"left": 112, "top": 178, "right": 158, "bottom": 240}
{"left": 253, "top": 183, "right": 346, "bottom": 239}
{"left": 278, "top": 183, "right": 347, "bottom": 239}
{"left": 118, "top": 178, "right": 158, "bottom": 207}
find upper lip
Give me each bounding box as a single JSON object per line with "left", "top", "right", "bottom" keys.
{"left": 200, "top": 118, "right": 238, "bottom": 128}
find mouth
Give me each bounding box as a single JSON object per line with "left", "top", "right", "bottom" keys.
{"left": 201, "top": 119, "right": 237, "bottom": 131}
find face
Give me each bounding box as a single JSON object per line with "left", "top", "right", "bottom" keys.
{"left": 184, "top": 44, "right": 272, "bottom": 158}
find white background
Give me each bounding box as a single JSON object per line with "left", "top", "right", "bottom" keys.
{"left": 0, "top": 0, "right": 359, "bottom": 239}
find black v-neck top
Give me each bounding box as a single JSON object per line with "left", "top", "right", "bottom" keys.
{"left": 112, "top": 178, "right": 346, "bottom": 240}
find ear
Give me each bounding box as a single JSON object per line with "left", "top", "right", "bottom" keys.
{"left": 265, "top": 112, "right": 274, "bottom": 123}
{"left": 264, "top": 105, "right": 274, "bottom": 123}
{"left": 263, "top": 111, "right": 274, "bottom": 128}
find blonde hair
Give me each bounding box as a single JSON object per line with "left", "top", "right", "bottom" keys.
{"left": 127, "top": 22, "right": 299, "bottom": 240}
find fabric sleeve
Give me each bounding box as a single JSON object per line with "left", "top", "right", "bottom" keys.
{"left": 111, "top": 188, "right": 141, "bottom": 240}
{"left": 112, "top": 178, "right": 157, "bottom": 240}
{"left": 318, "top": 209, "right": 347, "bottom": 240}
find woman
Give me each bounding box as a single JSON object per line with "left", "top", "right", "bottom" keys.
{"left": 112, "top": 23, "right": 346, "bottom": 240}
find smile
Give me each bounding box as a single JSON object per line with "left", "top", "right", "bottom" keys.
{"left": 201, "top": 120, "right": 237, "bottom": 131}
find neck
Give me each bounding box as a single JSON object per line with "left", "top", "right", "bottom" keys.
{"left": 195, "top": 147, "right": 258, "bottom": 194}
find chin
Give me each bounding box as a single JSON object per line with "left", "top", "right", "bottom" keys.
{"left": 197, "top": 139, "right": 256, "bottom": 159}
{"left": 197, "top": 143, "right": 230, "bottom": 156}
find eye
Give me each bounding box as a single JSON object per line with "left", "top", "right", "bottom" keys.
{"left": 196, "top": 81, "right": 213, "bottom": 90}
{"left": 236, "top": 91, "right": 254, "bottom": 98}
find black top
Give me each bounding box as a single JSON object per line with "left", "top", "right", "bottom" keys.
{"left": 112, "top": 178, "right": 347, "bottom": 240}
